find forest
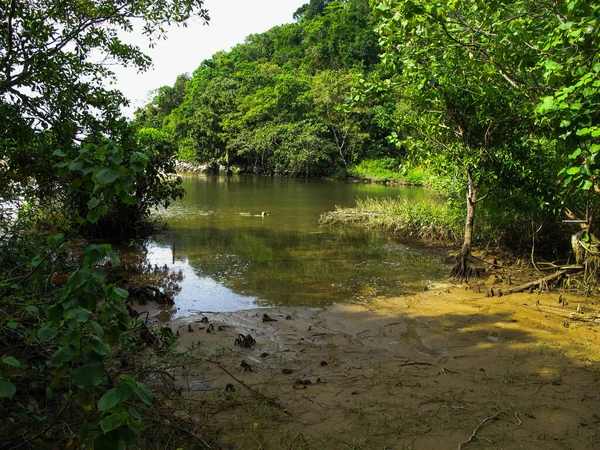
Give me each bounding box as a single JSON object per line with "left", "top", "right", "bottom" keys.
{"left": 1, "top": 0, "right": 600, "bottom": 448}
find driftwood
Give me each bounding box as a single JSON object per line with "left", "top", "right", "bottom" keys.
{"left": 506, "top": 271, "right": 566, "bottom": 294}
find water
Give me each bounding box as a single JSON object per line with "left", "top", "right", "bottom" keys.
{"left": 142, "top": 174, "right": 448, "bottom": 317}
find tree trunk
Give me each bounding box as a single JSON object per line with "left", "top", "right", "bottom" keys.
{"left": 450, "top": 167, "right": 479, "bottom": 280}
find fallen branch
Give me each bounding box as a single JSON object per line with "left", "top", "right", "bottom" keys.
{"left": 507, "top": 271, "right": 567, "bottom": 294}
{"left": 457, "top": 411, "right": 504, "bottom": 449}
{"left": 206, "top": 359, "right": 289, "bottom": 415}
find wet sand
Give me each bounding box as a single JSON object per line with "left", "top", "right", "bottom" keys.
{"left": 152, "top": 287, "right": 600, "bottom": 449}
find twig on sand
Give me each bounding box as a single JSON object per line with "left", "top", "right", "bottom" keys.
{"left": 457, "top": 411, "right": 504, "bottom": 449}
{"left": 206, "top": 359, "right": 290, "bottom": 415}
{"left": 534, "top": 376, "right": 561, "bottom": 394}
{"left": 398, "top": 361, "right": 435, "bottom": 368}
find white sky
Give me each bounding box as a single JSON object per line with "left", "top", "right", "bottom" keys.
{"left": 112, "top": 0, "right": 307, "bottom": 117}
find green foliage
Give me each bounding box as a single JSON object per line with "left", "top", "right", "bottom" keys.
{"left": 0, "top": 1, "right": 208, "bottom": 447}
{"left": 533, "top": 2, "right": 600, "bottom": 232}
{"left": 134, "top": 0, "right": 393, "bottom": 176}
{"left": 54, "top": 132, "right": 183, "bottom": 238}
{"left": 0, "top": 0, "right": 209, "bottom": 195}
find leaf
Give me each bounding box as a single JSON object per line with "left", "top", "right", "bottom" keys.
{"left": 52, "top": 345, "right": 76, "bottom": 364}
{"left": 134, "top": 382, "right": 153, "bottom": 405}
{"left": 84, "top": 245, "right": 106, "bottom": 265}
{"left": 537, "top": 96, "right": 556, "bottom": 113}
{"left": 87, "top": 198, "right": 101, "bottom": 209}
{"left": 98, "top": 388, "right": 120, "bottom": 411}
{"left": 577, "top": 127, "right": 591, "bottom": 136}
{"left": 129, "top": 407, "right": 142, "bottom": 421}
{"left": 87, "top": 208, "right": 102, "bottom": 224}
{"left": 566, "top": 166, "right": 580, "bottom": 175}
{"left": 38, "top": 326, "right": 58, "bottom": 342}
{"left": 0, "top": 380, "right": 16, "bottom": 399}
{"left": 113, "top": 287, "right": 129, "bottom": 299}
{"left": 94, "top": 168, "right": 120, "bottom": 185}
{"left": 67, "top": 267, "right": 91, "bottom": 290}
{"left": 71, "top": 362, "right": 105, "bottom": 389}
{"left": 47, "top": 232, "right": 65, "bottom": 246}
{"left": 89, "top": 336, "right": 111, "bottom": 356}
{"left": 66, "top": 308, "right": 90, "bottom": 324}
{"left": 92, "top": 321, "right": 104, "bottom": 338}
{"left": 2, "top": 356, "right": 21, "bottom": 368}
{"left": 99, "top": 413, "right": 125, "bottom": 433}
{"left": 118, "top": 190, "right": 136, "bottom": 205}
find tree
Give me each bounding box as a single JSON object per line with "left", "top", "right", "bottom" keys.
{"left": 533, "top": 1, "right": 600, "bottom": 280}
{"left": 0, "top": 0, "right": 209, "bottom": 191}
{"left": 311, "top": 69, "right": 370, "bottom": 172}
{"left": 374, "top": 0, "right": 552, "bottom": 279}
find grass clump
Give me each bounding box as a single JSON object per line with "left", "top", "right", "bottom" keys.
{"left": 320, "top": 196, "right": 463, "bottom": 242}
{"left": 348, "top": 159, "right": 431, "bottom": 185}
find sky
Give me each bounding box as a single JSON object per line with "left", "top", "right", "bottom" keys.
{"left": 113, "top": 0, "right": 307, "bottom": 117}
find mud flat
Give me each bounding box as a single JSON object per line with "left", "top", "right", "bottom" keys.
{"left": 154, "top": 288, "right": 600, "bottom": 449}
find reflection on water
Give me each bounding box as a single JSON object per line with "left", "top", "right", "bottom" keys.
{"left": 144, "top": 174, "right": 448, "bottom": 316}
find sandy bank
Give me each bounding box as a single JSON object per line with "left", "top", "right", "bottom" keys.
{"left": 148, "top": 287, "right": 600, "bottom": 449}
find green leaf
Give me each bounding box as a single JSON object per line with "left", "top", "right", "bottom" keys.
{"left": 52, "top": 150, "right": 67, "bottom": 157}
{"left": 577, "top": 127, "right": 592, "bottom": 136}
{"left": 38, "top": 326, "right": 58, "bottom": 342}
{"left": 2, "top": 356, "right": 21, "bottom": 368}
{"left": 98, "top": 387, "right": 120, "bottom": 411}
{"left": 537, "top": 96, "right": 555, "bottom": 113}
{"left": 47, "top": 233, "right": 65, "bottom": 246}
{"left": 92, "top": 321, "right": 104, "bottom": 338}
{"left": 566, "top": 166, "right": 580, "bottom": 175}
{"left": 113, "top": 287, "right": 129, "bottom": 299}
{"left": 0, "top": 380, "right": 16, "bottom": 399}
{"left": 67, "top": 267, "right": 91, "bottom": 290}
{"left": 94, "top": 168, "right": 120, "bottom": 185}
{"left": 118, "top": 190, "right": 136, "bottom": 205}
{"left": 582, "top": 180, "right": 593, "bottom": 190}
{"left": 87, "top": 208, "right": 102, "bottom": 224}
{"left": 71, "top": 362, "right": 105, "bottom": 389}
{"left": 52, "top": 345, "right": 76, "bottom": 364}
{"left": 99, "top": 413, "right": 125, "bottom": 433}
{"left": 88, "top": 197, "right": 101, "bottom": 209}
{"left": 66, "top": 308, "right": 90, "bottom": 324}
{"left": 85, "top": 244, "right": 106, "bottom": 265}
{"left": 134, "top": 382, "right": 153, "bottom": 405}
{"left": 89, "top": 336, "right": 111, "bottom": 356}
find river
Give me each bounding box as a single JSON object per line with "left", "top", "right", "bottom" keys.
{"left": 140, "top": 174, "right": 448, "bottom": 317}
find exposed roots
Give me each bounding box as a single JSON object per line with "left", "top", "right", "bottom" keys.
{"left": 450, "top": 255, "right": 479, "bottom": 281}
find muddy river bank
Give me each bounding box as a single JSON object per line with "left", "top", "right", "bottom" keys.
{"left": 138, "top": 284, "right": 600, "bottom": 450}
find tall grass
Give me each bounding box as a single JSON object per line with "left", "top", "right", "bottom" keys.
{"left": 348, "top": 159, "right": 431, "bottom": 185}
{"left": 320, "top": 196, "right": 463, "bottom": 242}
